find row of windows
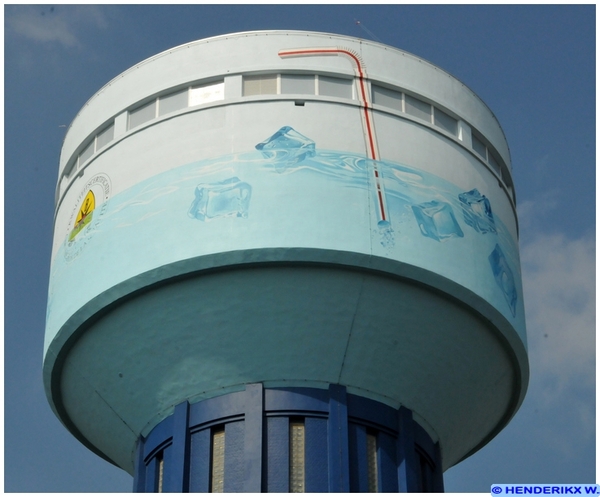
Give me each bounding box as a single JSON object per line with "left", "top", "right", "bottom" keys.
{"left": 66, "top": 80, "right": 226, "bottom": 178}
{"left": 67, "top": 122, "right": 114, "bottom": 177}
{"left": 370, "top": 84, "right": 508, "bottom": 185}
{"left": 473, "top": 131, "right": 502, "bottom": 175}
{"left": 241, "top": 76, "right": 507, "bottom": 184}
{"left": 151, "top": 417, "right": 383, "bottom": 493}
{"left": 128, "top": 81, "right": 225, "bottom": 131}
{"left": 371, "top": 84, "right": 458, "bottom": 136}
{"left": 127, "top": 73, "right": 354, "bottom": 134}
{"left": 64, "top": 73, "right": 510, "bottom": 198}
{"left": 138, "top": 387, "right": 443, "bottom": 493}
{"left": 243, "top": 73, "right": 354, "bottom": 100}
{"left": 206, "top": 419, "right": 311, "bottom": 493}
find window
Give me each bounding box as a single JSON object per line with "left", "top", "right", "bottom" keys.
{"left": 472, "top": 133, "right": 487, "bottom": 159}
{"left": 488, "top": 151, "right": 501, "bottom": 175}
{"left": 156, "top": 451, "right": 164, "bottom": 493}
{"left": 64, "top": 160, "right": 77, "bottom": 178}
{"left": 417, "top": 450, "right": 434, "bottom": 492}
{"left": 129, "top": 100, "right": 156, "bottom": 130}
{"left": 318, "top": 75, "right": 353, "bottom": 99}
{"left": 96, "top": 123, "right": 114, "bottom": 150}
{"left": 366, "top": 430, "right": 378, "bottom": 492}
{"left": 372, "top": 85, "right": 403, "bottom": 112}
{"left": 189, "top": 81, "right": 224, "bottom": 107}
{"left": 434, "top": 108, "right": 458, "bottom": 136}
{"left": 405, "top": 94, "right": 432, "bottom": 122}
{"left": 243, "top": 75, "right": 277, "bottom": 96}
{"left": 241, "top": 73, "right": 355, "bottom": 99}
{"left": 159, "top": 89, "right": 188, "bottom": 116}
{"left": 78, "top": 140, "right": 94, "bottom": 165}
{"left": 281, "top": 74, "right": 315, "bottom": 95}
{"left": 289, "top": 419, "right": 305, "bottom": 493}
{"left": 210, "top": 427, "right": 225, "bottom": 492}
{"left": 507, "top": 183, "right": 514, "bottom": 202}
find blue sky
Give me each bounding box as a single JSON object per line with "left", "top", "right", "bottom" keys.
{"left": 4, "top": 4, "right": 595, "bottom": 492}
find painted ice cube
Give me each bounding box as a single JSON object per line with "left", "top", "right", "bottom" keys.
{"left": 489, "top": 244, "right": 517, "bottom": 317}
{"left": 458, "top": 188, "right": 496, "bottom": 234}
{"left": 412, "top": 200, "right": 464, "bottom": 241}
{"left": 255, "top": 126, "right": 316, "bottom": 168}
{"left": 188, "top": 177, "right": 251, "bottom": 221}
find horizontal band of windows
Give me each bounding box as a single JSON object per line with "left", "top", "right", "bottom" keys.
{"left": 128, "top": 81, "right": 225, "bottom": 131}
{"left": 60, "top": 74, "right": 513, "bottom": 207}
{"left": 65, "top": 75, "right": 491, "bottom": 172}
{"left": 371, "top": 82, "right": 510, "bottom": 191}
{"left": 64, "top": 122, "right": 115, "bottom": 180}
{"left": 243, "top": 73, "right": 354, "bottom": 99}
{"left": 372, "top": 83, "right": 458, "bottom": 137}
{"left": 472, "top": 130, "right": 507, "bottom": 179}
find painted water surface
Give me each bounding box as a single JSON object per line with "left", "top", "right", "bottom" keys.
{"left": 47, "top": 126, "right": 523, "bottom": 344}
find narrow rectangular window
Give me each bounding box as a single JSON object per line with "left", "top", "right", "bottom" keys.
{"left": 472, "top": 133, "right": 487, "bottom": 159}
{"left": 488, "top": 150, "right": 501, "bottom": 175}
{"left": 318, "top": 75, "right": 353, "bottom": 99}
{"left": 243, "top": 75, "right": 278, "bottom": 96}
{"left": 289, "top": 419, "right": 305, "bottom": 492}
{"left": 78, "top": 140, "right": 94, "bottom": 165}
{"left": 189, "top": 81, "right": 224, "bottom": 107}
{"left": 95, "top": 123, "right": 114, "bottom": 150}
{"left": 372, "top": 85, "right": 403, "bottom": 112}
{"left": 281, "top": 74, "right": 315, "bottom": 95}
{"left": 64, "top": 160, "right": 77, "bottom": 178}
{"left": 434, "top": 107, "right": 458, "bottom": 136}
{"left": 156, "top": 452, "right": 164, "bottom": 493}
{"left": 366, "top": 430, "right": 378, "bottom": 492}
{"left": 418, "top": 451, "right": 433, "bottom": 492}
{"left": 405, "top": 94, "right": 432, "bottom": 122}
{"left": 159, "top": 89, "right": 189, "bottom": 116}
{"left": 507, "top": 184, "right": 514, "bottom": 202}
{"left": 210, "top": 428, "right": 225, "bottom": 493}
{"left": 128, "top": 100, "right": 156, "bottom": 130}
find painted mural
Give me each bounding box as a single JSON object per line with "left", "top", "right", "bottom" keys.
{"left": 46, "top": 126, "right": 524, "bottom": 349}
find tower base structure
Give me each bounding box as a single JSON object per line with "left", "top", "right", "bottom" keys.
{"left": 134, "top": 384, "right": 443, "bottom": 493}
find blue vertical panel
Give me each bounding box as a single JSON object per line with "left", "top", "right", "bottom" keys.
{"left": 397, "top": 407, "right": 419, "bottom": 492}
{"left": 161, "top": 444, "right": 173, "bottom": 493}
{"left": 378, "top": 431, "right": 398, "bottom": 492}
{"left": 305, "top": 417, "right": 329, "bottom": 492}
{"left": 144, "top": 454, "right": 158, "bottom": 492}
{"left": 328, "top": 384, "right": 350, "bottom": 492}
{"left": 244, "top": 383, "right": 264, "bottom": 492}
{"left": 266, "top": 416, "right": 289, "bottom": 492}
{"left": 133, "top": 438, "right": 146, "bottom": 492}
{"left": 189, "top": 428, "right": 211, "bottom": 492}
{"left": 433, "top": 442, "right": 445, "bottom": 492}
{"left": 347, "top": 394, "right": 397, "bottom": 432}
{"left": 224, "top": 420, "right": 245, "bottom": 492}
{"left": 348, "top": 422, "right": 368, "bottom": 492}
{"left": 143, "top": 416, "right": 173, "bottom": 460}
{"left": 189, "top": 390, "right": 246, "bottom": 427}
{"left": 167, "top": 401, "right": 190, "bottom": 492}
{"left": 419, "top": 453, "right": 433, "bottom": 492}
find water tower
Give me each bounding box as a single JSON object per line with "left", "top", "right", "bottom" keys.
{"left": 44, "top": 31, "right": 528, "bottom": 492}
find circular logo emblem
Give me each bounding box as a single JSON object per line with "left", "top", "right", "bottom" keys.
{"left": 64, "top": 173, "right": 111, "bottom": 261}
